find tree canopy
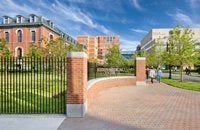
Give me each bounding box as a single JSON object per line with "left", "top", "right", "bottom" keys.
{"left": 0, "top": 38, "right": 10, "bottom": 57}
{"left": 105, "top": 43, "right": 123, "bottom": 67}
{"left": 162, "top": 25, "right": 196, "bottom": 81}
{"left": 46, "top": 37, "right": 84, "bottom": 57}
{"left": 27, "top": 45, "right": 43, "bottom": 57}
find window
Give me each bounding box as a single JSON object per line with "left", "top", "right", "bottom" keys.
{"left": 110, "top": 37, "right": 112, "bottom": 41}
{"left": 107, "top": 37, "right": 109, "bottom": 41}
{"left": 50, "top": 34, "right": 53, "bottom": 40}
{"left": 5, "top": 32, "right": 9, "bottom": 42}
{"left": 51, "top": 22, "right": 54, "bottom": 28}
{"left": 31, "top": 31, "right": 36, "bottom": 42}
{"left": 17, "top": 30, "right": 22, "bottom": 42}
{"left": 17, "top": 17, "right": 21, "bottom": 23}
{"left": 4, "top": 17, "right": 8, "bottom": 24}
{"left": 30, "top": 15, "right": 35, "bottom": 23}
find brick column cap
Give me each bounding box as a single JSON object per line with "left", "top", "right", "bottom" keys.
{"left": 136, "top": 57, "right": 146, "bottom": 60}
{"left": 67, "top": 52, "right": 87, "bottom": 58}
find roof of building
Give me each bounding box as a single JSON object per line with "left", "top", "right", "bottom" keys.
{"left": 0, "top": 14, "right": 77, "bottom": 44}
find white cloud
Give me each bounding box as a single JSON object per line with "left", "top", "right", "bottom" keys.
{"left": 0, "top": 0, "right": 39, "bottom": 16}
{"left": 132, "top": 0, "right": 144, "bottom": 11}
{"left": 173, "top": 11, "right": 200, "bottom": 27}
{"left": 0, "top": 0, "right": 114, "bottom": 37}
{"left": 187, "top": 0, "right": 200, "bottom": 9}
{"left": 67, "top": 0, "right": 86, "bottom": 3}
{"left": 131, "top": 28, "right": 147, "bottom": 34}
{"left": 0, "top": 0, "right": 137, "bottom": 50}
{"left": 120, "top": 38, "right": 140, "bottom": 51}
{"left": 51, "top": 0, "right": 114, "bottom": 35}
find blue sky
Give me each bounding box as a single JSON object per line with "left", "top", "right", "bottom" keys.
{"left": 0, "top": 0, "right": 200, "bottom": 51}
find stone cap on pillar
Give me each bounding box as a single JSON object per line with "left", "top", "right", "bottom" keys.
{"left": 67, "top": 52, "right": 87, "bottom": 58}
{"left": 136, "top": 57, "right": 146, "bottom": 60}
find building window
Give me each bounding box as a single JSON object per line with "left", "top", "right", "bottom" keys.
{"left": 17, "top": 30, "right": 22, "bottom": 42}
{"left": 4, "top": 17, "right": 8, "bottom": 24}
{"left": 51, "top": 22, "right": 54, "bottom": 28}
{"left": 5, "top": 32, "right": 9, "bottom": 42}
{"left": 17, "top": 17, "right": 21, "bottom": 23}
{"left": 30, "top": 15, "right": 35, "bottom": 23}
{"left": 31, "top": 31, "right": 36, "bottom": 42}
{"left": 50, "top": 34, "right": 53, "bottom": 40}
{"left": 107, "top": 37, "right": 109, "bottom": 41}
{"left": 110, "top": 37, "right": 112, "bottom": 41}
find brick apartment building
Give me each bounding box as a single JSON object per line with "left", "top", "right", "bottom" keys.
{"left": 0, "top": 14, "right": 76, "bottom": 58}
{"left": 77, "top": 36, "right": 120, "bottom": 63}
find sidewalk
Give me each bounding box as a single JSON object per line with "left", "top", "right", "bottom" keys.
{"left": 163, "top": 72, "right": 200, "bottom": 82}
{"left": 0, "top": 115, "right": 65, "bottom": 130}
{"left": 58, "top": 82, "right": 200, "bottom": 130}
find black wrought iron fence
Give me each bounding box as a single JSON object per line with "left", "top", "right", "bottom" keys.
{"left": 88, "top": 62, "right": 135, "bottom": 80}
{"left": 0, "top": 57, "right": 67, "bottom": 114}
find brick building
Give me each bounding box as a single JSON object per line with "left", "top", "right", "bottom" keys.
{"left": 77, "top": 36, "right": 120, "bottom": 63}
{"left": 0, "top": 14, "right": 76, "bottom": 58}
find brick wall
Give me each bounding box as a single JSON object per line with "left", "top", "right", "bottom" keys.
{"left": 135, "top": 57, "right": 146, "bottom": 81}
{"left": 87, "top": 77, "right": 136, "bottom": 106}
{"left": 66, "top": 53, "right": 145, "bottom": 117}
{"left": 67, "top": 58, "right": 87, "bottom": 104}
{"left": 0, "top": 25, "right": 60, "bottom": 56}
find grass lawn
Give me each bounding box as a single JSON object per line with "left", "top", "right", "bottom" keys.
{"left": 0, "top": 72, "right": 66, "bottom": 114}
{"left": 161, "top": 77, "right": 200, "bottom": 91}
{"left": 162, "top": 70, "right": 200, "bottom": 77}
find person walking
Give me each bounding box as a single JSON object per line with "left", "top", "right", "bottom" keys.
{"left": 146, "top": 67, "right": 149, "bottom": 79}
{"left": 149, "top": 67, "right": 156, "bottom": 83}
{"left": 157, "top": 68, "right": 162, "bottom": 83}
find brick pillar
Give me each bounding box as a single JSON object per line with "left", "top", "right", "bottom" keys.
{"left": 66, "top": 52, "right": 87, "bottom": 117}
{"left": 135, "top": 57, "right": 146, "bottom": 85}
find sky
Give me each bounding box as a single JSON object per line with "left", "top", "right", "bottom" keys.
{"left": 0, "top": 0, "right": 200, "bottom": 51}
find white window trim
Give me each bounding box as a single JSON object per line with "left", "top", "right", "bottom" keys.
{"left": 4, "top": 17, "right": 9, "bottom": 24}
{"left": 16, "top": 29, "right": 23, "bottom": 34}
{"left": 30, "top": 16, "right": 35, "bottom": 23}
{"left": 31, "top": 30, "right": 36, "bottom": 42}
{"left": 49, "top": 33, "right": 54, "bottom": 36}
{"left": 15, "top": 46, "right": 24, "bottom": 57}
{"left": 49, "top": 33, "right": 54, "bottom": 40}
{"left": 4, "top": 30, "right": 10, "bottom": 33}
{"left": 16, "top": 17, "right": 22, "bottom": 23}
{"left": 30, "top": 29, "right": 37, "bottom": 32}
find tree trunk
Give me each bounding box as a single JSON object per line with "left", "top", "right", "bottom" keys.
{"left": 169, "top": 65, "right": 172, "bottom": 79}
{"left": 180, "top": 65, "right": 183, "bottom": 82}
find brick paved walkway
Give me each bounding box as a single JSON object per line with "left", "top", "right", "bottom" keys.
{"left": 58, "top": 81, "right": 200, "bottom": 130}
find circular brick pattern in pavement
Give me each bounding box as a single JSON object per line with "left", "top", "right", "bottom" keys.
{"left": 58, "top": 82, "right": 200, "bottom": 130}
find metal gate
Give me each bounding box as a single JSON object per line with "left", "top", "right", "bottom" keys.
{"left": 0, "top": 57, "right": 67, "bottom": 114}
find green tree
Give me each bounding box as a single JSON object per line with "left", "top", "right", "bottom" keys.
{"left": 47, "top": 37, "right": 84, "bottom": 57}
{"left": 162, "top": 26, "right": 196, "bottom": 81}
{"left": 66, "top": 43, "right": 84, "bottom": 52}
{"left": 105, "top": 44, "right": 123, "bottom": 67}
{"left": 145, "top": 41, "right": 163, "bottom": 67}
{"left": 177, "top": 28, "right": 195, "bottom": 81}
{"left": 27, "top": 45, "right": 43, "bottom": 57}
{"left": 0, "top": 38, "right": 10, "bottom": 57}
{"left": 161, "top": 28, "right": 179, "bottom": 79}
{"left": 47, "top": 38, "right": 68, "bottom": 57}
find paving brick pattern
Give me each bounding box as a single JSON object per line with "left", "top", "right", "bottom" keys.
{"left": 58, "top": 81, "right": 200, "bottom": 130}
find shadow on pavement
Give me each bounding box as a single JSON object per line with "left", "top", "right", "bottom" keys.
{"left": 57, "top": 114, "right": 144, "bottom": 130}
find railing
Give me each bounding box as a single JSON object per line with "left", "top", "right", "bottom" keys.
{"left": 88, "top": 62, "right": 135, "bottom": 80}
{"left": 0, "top": 57, "right": 67, "bottom": 114}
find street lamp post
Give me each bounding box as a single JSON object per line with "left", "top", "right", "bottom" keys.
{"left": 166, "top": 42, "right": 172, "bottom": 79}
